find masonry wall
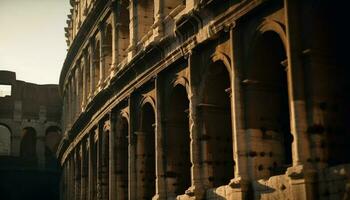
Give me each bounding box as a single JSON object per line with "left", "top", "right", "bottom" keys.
{"left": 0, "top": 71, "right": 62, "bottom": 199}
{"left": 58, "top": 0, "right": 350, "bottom": 199}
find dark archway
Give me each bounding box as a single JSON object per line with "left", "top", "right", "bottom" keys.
{"left": 45, "top": 126, "right": 61, "bottom": 169}
{"left": 93, "top": 40, "right": 101, "bottom": 88}
{"left": 0, "top": 124, "right": 11, "bottom": 155}
{"left": 137, "top": 102, "right": 156, "bottom": 199}
{"left": 245, "top": 31, "right": 292, "bottom": 178}
{"left": 100, "top": 128, "right": 110, "bottom": 199}
{"left": 116, "top": 115, "right": 129, "bottom": 200}
{"left": 20, "top": 127, "right": 37, "bottom": 167}
{"left": 202, "top": 61, "right": 234, "bottom": 187}
{"left": 166, "top": 84, "right": 191, "bottom": 195}
{"left": 104, "top": 24, "right": 113, "bottom": 80}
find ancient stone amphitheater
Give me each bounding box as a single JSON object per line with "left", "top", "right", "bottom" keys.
{"left": 57, "top": 0, "right": 349, "bottom": 199}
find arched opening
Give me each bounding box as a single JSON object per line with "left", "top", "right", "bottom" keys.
{"left": 20, "top": 127, "right": 37, "bottom": 166}
{"left": 116, "top": 115, "right": 129, "bottom": 200}
{"left": 102, "top": 128, "right": 110, "bottom": 199}
{"left": 0, "top": 124, "right": 11, "bottom": 155}
{"left": 104, "top": 24, "right": 113, "bottom": 81}
{"left": 118, "top": 0, "right": 130, "bottom": 63}
{"left": 85, "top": 54, "right": 91, "bottom": 98}
{"left": 166, "top": 85, "right": 191, "bottom": 195}
{"left": 91, "top": 131, "right": 98, "bottom": 198}
{"left": 79, "top": 65, "right": 84, "bottom": 108}
{"left": 137, "top": 102, "right": 156, "bottom": 199}
{"left": 93, "top": 40, "right": 101, "bottom": 89}
{"left": 137, "top": 0, "right": 154, "bottom": 41}
{"left": 45, "top": 126, "right": 61, "bottom": 169}
{"left": 201, "top": 61, "right": 234, "bottom": 187}
{"left": 163, "top": 0, "right": 184, "bottom": 17}
{"left": 244, "top": 31, "right": 291, "bottom": 179}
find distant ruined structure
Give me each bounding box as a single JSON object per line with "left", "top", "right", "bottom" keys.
{"left": 57, "top": 0, "right": 349, "bottom": 199}
{"left": 0, "top": 70, "right": 62, "bottom": 199}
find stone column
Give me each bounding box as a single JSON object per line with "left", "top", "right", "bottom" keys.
{"left": 154, "top": 75, "right": 166, "bottom": 200}
{"left": 153, "top": 0, "right": 164, "bottom": 39}
{"left": 109, "top": 111, "right": 116, "bottom": 200}
{"left": 186, "top": 50, "right": 207, "bottom": 199}
{"left": 110, "top": 1, "right": 118, "bottom": 75}
{"left": 284, "top": 0, "right": 316, "bottom": 199}
{"left": 284, "top": 0, "right": 311, "bottom": 168}
{"left": 128, "top": 0, "right": 137, "bottom": 59}
{"left": 228, "top": 25, "right": 250, "bottom": 194}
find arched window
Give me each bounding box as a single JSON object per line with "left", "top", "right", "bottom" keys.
{"left": 0, "top": 124, "right": 11, "bottom": 155}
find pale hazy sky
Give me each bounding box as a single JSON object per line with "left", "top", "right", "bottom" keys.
{"left": 0, "top": 0, "right": 71, "bottom": 84}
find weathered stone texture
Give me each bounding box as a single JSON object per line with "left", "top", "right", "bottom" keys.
{"left": 57, "top": 0, "right": 350, "bottom": 199}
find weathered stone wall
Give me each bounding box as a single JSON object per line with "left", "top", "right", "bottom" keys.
{"left": 0, "top": 70, "right": 62, "bottom": 168}
{"left": 58, "top": 0, "right": 350, "bottom": 199}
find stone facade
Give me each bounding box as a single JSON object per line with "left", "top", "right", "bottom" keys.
{"left": 57, "top": 0, "right": 349, "bottom": 199}
{"left": 0, "top": 70, "right": 62, "bottom": 199}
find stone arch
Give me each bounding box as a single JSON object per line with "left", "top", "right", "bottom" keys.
{"left": 199, "top": 59, "right": 234, "bottom": 187}
{"left": 244, "top": 29, "right": 292, "bottom": 179}
{"left": 210, "top": 52, "right": 232, "bottom": 78}
{"left": 136, "top": 101, "right": 156, "bottom": 199}
{"left": 20, "top": 127, "right": 37, "bottom": 166}
{"left": 165, "top": 83, "right": 191, "bottom": 196}
{"left": 139, "top": 96, "right": 156, "bottom": 112}
{"left": 249, "top": 19, "right": 288, "bottom": 58}
{"left": 137, "top": 0, "right": 154, "bottom": 41}
{"left": 0, "top": 123, "right": 11, "bottom": 155}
